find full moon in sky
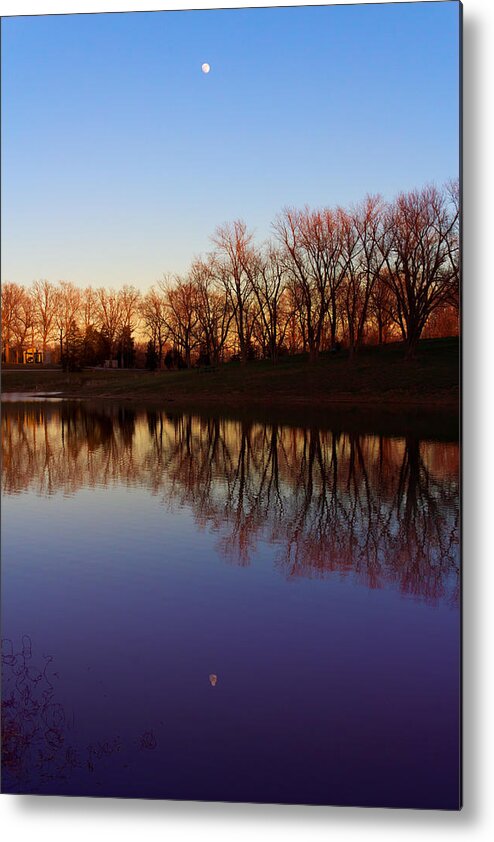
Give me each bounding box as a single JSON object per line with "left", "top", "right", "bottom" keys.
{"left": 201, "top": 63, "right": 211, "bottom": 74}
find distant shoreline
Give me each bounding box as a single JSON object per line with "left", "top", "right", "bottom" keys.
{"left": 2, "top": 337, "right": 459, "bottom": 436}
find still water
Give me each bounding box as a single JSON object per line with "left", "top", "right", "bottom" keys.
{"left": 1, "top": 400, "right": 460, "bottom": 808}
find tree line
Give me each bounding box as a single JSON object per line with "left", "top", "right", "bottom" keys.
{"left": 1, "top": 180, "right": 459, "bottom": 369}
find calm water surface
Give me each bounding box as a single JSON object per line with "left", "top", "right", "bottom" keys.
{"left": 1, "top": 400, "right": 460, "bottom": 808}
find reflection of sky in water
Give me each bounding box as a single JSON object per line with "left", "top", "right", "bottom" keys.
{"left": 1, "top": 403, "right": 460, "bottom": 808}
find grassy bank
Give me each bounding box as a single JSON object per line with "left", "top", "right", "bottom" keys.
{"left": 2, "top": 336, "right": 459, "bottom": 411}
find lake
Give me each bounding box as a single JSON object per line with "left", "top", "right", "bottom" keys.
{"left": 1, "top": 399, "right": 460, "bottom": 808}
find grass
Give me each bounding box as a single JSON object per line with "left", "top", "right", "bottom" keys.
{"left": 2, "top": 336, "right": 459, "bottom": 411}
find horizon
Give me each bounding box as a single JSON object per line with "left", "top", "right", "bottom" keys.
{"left": 1, "top": 174, "right": 459, "bottom": 295}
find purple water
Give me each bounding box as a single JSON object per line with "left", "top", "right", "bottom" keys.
{"left": 1, "top": 402, "right": 460, "bottom": 808}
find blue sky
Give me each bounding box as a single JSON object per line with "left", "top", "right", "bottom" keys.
{"left": 1, "top": 2, "right": 460, "bottom": 289}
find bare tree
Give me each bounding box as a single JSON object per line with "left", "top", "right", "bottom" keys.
{"left": 95, "top": 288, "right": 123, "bottom": 359}
{"left": 369, "top": 268, "right": 396, "bottom": 345}
{"left": 274, "top": 207, "right": 346, "bottom": 361}
{"left": 445, "top": 178, "right": 460, "bottom": 310}
{"left": 383, "top": 184, "right": 459, "bottom": 358}
{"left": 31, "top": 279, "right": 59, "bottom": 354}
{"left": 119, "top": 285, "right": 141, "bottom": 333}
{"left": 81, "top": 287, "right": 98, "bottom": 334}
{"left": 249, "top": 244, "right": 290, "bottom": 362}
{"left": 140, "top": 286, "right": 168, "bottom": 368}
{"left": 190, "top": 256, "right": 233, "bottom": 366}
{"left": 55, "top": 281, "right": 82, "bottom": 366}
{"left": 212, "top": 220, "right": 256, "bottom": 365}
{"left": 118, "top": 285, "right": 141, "bottom": 367}
{"left": 1, "top": 282, "right": 25, "bottom": 362}
{"left": 160, "top": 275, "right": 199, "bottom": 369}
{"left": 12, "top": 286, "right": 35, "bottom": 359}
{"left": 342, "top": 196, "right": 388, "bottom": 358}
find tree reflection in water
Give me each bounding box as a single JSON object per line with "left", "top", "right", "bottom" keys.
{"left": 1, "top": 635, "right": 159, "bottom": 792}
{"left": 1, "top": 635, "right": 81, "bottom": 790}
{"left": 2, "top": 402, "right": 459, "bottom": 604}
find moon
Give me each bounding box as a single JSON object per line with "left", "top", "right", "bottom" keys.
{"left": 201, "top": 63, "right": 210, "bottom": 74}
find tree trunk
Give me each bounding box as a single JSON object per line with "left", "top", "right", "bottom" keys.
{"left": 405, "top": 332, "right": 420, "bottom": 360}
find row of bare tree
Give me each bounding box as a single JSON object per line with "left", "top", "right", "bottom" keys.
{"left": 2, "top": 181, "right": 459, "bottom": 366}
{"left": 1, "top": 280, "right": 142, "bottom": 366}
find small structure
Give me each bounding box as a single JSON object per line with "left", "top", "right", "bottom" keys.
{"left": 22, "top": 347, "right": 44, "bottom": 364}
{"left": 2, "top": 345, "right": 53, "bottom": 365}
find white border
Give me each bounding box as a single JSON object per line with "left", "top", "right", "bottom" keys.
{"left": 1, "top": 1, "right": 493, "bottom": 840}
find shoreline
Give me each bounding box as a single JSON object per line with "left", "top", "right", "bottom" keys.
{"left": 2, "top": 337, "right": 460, "bottom": 435}
{"left": 3, "top": 388, "right": 459, "bottom": 442}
